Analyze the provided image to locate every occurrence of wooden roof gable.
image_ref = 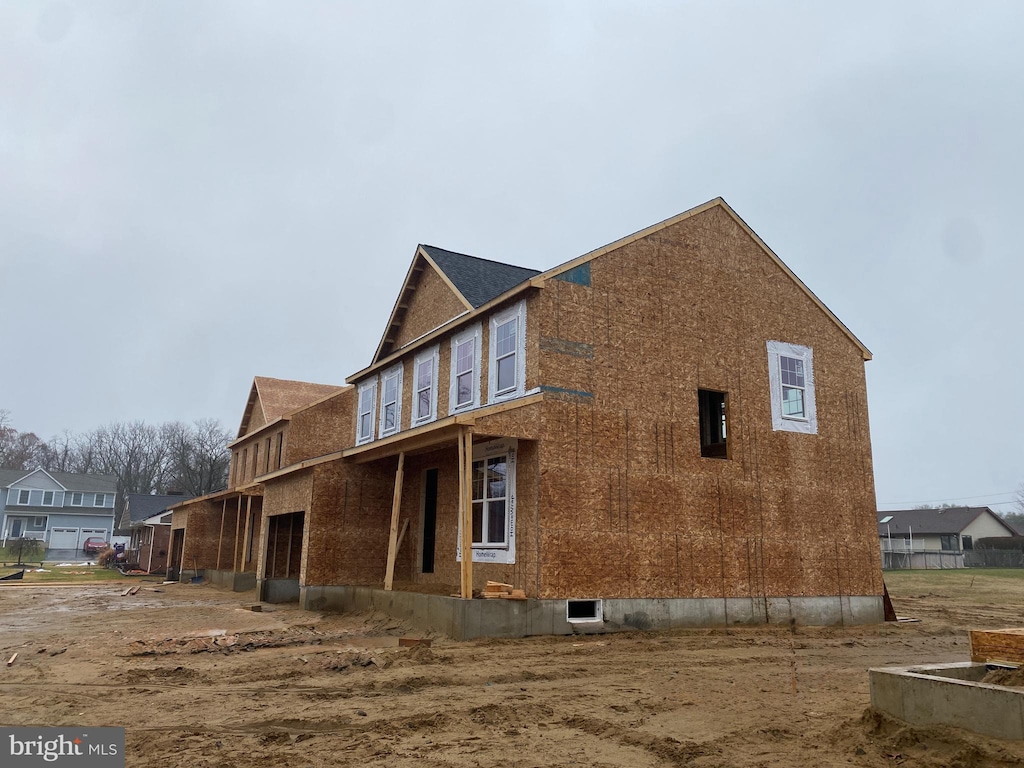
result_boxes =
[372,246,540,364]
[236,376,345,438]
[533,197,872,361]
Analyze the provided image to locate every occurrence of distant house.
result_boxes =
[119,494,191,573]
[878,507,1018,569]
[0,468,118,558]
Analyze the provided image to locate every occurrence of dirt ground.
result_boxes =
[3,572,1024,768]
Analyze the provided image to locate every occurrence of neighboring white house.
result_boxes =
[0,468,118,557]
[878,506,1018,569]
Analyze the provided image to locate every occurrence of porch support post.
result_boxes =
[384,452,406,591]
[235,496,246,572]
[216,499,226,570]
[241,499,253,570]
[460,427,474,599]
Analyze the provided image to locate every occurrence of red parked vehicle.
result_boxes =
[83,537,109,555]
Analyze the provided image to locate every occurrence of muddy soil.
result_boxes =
[3,574,1024,767]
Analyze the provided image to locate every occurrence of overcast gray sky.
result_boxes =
[2,1,1022,512]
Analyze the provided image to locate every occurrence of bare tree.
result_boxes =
[163,419,232,496]
[0,410,51,471]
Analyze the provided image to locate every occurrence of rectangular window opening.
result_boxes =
[356,380,377,444]
[379,366,402,437]
[94,493,107,507]
[698,389,728,459]
[567,599,603,623]
[17,489,30,505]
[962,535,973,551]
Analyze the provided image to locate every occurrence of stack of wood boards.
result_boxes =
[482,581,526,600]
[970,628,1024,665]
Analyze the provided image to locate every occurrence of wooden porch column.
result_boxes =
[460,427,474,599]
[234,496,246,572]
[216,499,226,570]
[383,452,405,591]
[241,500,253,569]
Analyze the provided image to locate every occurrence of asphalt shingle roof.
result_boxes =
[876,507,1017,536]
[0,468,117,493]
[420,245,541,309]
[122,494,193,526]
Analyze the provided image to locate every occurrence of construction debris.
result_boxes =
[482,582,526,600]
[6,653,17,667]
[398,637,433,648]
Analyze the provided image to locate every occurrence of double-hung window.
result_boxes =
[42,491,54,506]
[472,455,509,546]
[457,438,518,565]
[379,365,403,438]
[412,347,439,426]
[488,301,526,402]
[94,493,107,507]
[450,324,481,412]
[71,492,83,506]
[356,378,378,445]
[17,489,30,505]
[766,341,817,434]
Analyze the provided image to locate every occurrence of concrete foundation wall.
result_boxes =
[300,586,882,640]
[261,577,300,603]
[870,662,1024,741]
[206,568,257,592]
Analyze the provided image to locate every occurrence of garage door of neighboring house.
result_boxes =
[50,528,79,549]
[79,529,109,547]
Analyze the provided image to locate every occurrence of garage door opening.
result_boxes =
[262,511,304,603]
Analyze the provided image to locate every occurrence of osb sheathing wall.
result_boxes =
[302,461,396,586]
[172,500,222,571]
[532,205,881,601]
[391,262,468,349]
[285,388,355,465]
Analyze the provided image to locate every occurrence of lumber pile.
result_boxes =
[482,581,527,600]
[970,628,1024,665]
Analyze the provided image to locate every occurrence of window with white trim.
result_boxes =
[17,489,29,505]
[356,378,378,445]
[766,341,817,434]
[449,324,481,412]
[42,491,54,506]
[488,301,526,402]
[71,492,83,506]
[379,365,403,437]
[457,438,517,565]
[412,346,439,426]
[94,493,108,507]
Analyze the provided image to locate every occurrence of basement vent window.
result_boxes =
[566,599,603,623]
[698,389,728,459]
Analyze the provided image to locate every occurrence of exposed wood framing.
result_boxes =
[383,452,406,591]
[459,427,474,599]
[241,499,253,568]
[216,499,226,571]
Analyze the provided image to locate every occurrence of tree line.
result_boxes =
[0,410,232,497]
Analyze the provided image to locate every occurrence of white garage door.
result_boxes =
[50,528,79,549]
[79,528,108,546]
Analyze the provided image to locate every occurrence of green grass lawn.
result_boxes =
[0,564,129,583]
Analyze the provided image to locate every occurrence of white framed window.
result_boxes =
[456,438,517,565]
[412,346,439,426]
[17,489,30,505]
[767,341,817,434]
[33,516,45,527]
[449,323,482,413]
[356,378,378,445]
[42,491,54,506]
[378,364,403,438]
[488,300,527,402]
[94,493,108,507]
[71,492,83,506]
